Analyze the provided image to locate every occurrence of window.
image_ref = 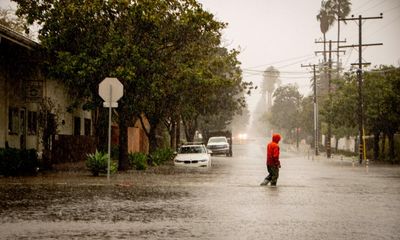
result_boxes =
[8,107,19,135]
[84,118,91,136]
[28,111,37,135]
[74,117,81,136]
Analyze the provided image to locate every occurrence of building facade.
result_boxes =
[0,24,92,153]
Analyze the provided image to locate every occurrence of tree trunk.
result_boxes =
[388,132,395,164]
[381,133,386,158]
[170,119,177,150]
[148,125,158,154]
[354,136,358,154]
[176,117,181,148]
[182,116,198,143]
[118,111,129,171]
[335,138,339,153]
[373,131,380,161]
[323,33,327,63]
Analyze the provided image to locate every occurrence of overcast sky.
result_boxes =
[197,0,400,113]
[2,0,400,112]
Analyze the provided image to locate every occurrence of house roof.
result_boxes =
[0,24,40,50]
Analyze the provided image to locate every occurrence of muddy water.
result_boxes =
[1,141,400,239]
[0,154,234,239]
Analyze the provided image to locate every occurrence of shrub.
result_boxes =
[0,148,38,176]
[128,152,148,170]
[149,148,174,166]
[85,150,117,176]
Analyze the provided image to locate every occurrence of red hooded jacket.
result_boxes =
[266,134,281,167]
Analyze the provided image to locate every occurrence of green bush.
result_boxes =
[128,152,148,170]
[85,150,117,176]
[0,148,38,176]
[149,148,174,166]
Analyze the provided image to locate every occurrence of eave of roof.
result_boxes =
[0,24,40,50]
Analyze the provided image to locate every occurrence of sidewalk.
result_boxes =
[285,143,366,165]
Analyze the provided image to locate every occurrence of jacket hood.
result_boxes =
[272,134,281,143]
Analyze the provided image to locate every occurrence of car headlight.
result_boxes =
[199,159,208,162]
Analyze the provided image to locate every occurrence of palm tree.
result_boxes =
[316,1,336,62]
[316,0,351,158]
[316,0,351,64]
[329,0,351,74]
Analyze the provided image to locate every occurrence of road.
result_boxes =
[1,139,400,239]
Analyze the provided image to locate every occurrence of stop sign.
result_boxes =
[98,77,123,104]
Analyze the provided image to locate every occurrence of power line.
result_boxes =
[242,70,311,77]
[357,0,387,14]
[367,13,400,36]
[383,2,400,14]
[277,55,320,69]
[242,73,310,79]
[245,54,315,69]
[352,0,377,13]
[344,47,354,67]
[242,69,310,74]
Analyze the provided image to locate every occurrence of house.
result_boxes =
[0,24,93,156]
[1,24,149,165]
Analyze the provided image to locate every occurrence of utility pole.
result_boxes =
[315,40,345,158]
[301,63,319,156]
[337,0,342,79]
[339,14,383,164]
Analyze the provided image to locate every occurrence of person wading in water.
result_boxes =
[260,133,281,187]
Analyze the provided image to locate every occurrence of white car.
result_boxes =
[206,136,231,156]
[174,144,212,167]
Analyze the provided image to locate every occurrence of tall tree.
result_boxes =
[328,67,400,162]
[137,0,242,152]
[328,0,351,75]
[180,47,251,142]
[316,0,350,62]
[266,84,303,142]
[316,1,335,63]
[364,66,400,162]
[298,96,315,146]
[14,0,144,170]
[13,0,252,168]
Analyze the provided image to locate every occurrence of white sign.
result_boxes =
[99,77,123,104]
[98,77,124,181]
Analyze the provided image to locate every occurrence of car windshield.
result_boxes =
[179,146,206,154]
[208,137,227,143]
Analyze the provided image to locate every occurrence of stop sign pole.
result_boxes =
[106,85,112,180]
[99,78,123,181]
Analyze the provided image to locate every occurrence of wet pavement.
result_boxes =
[1,139,400,239]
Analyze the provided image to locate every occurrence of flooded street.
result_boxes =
[1,139,400,239]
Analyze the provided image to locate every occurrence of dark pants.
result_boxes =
[265,165,279,185]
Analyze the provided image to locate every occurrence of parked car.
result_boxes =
[174,143,212,167]
[206,136,231,156]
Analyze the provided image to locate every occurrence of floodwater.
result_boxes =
[1,139,400,239]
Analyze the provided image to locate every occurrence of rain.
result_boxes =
[1,0,400,239]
